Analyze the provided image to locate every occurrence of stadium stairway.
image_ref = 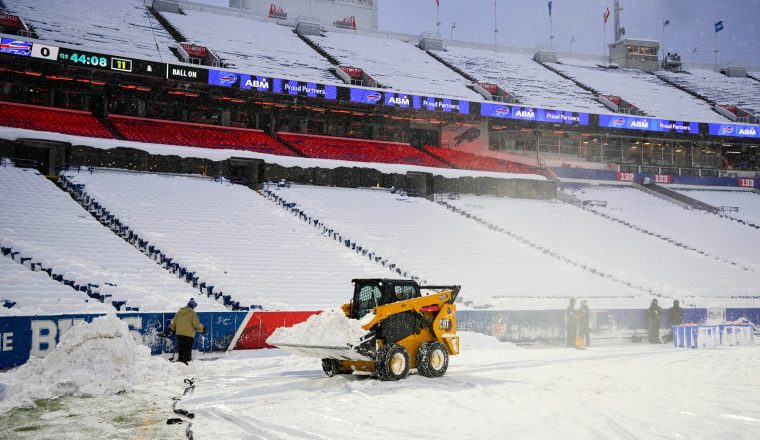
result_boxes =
[435,199,662,297]
[58,171,248,311]
[565,188,758,271]
[261,186,426,284]
[637,183,718,212]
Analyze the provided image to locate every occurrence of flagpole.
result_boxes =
[493,0,498,52]
[436,2,441,38]
[714,31,718,71]
[550,15,554,49]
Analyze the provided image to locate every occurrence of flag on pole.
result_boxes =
[435,0,439,6]
[603,7,611,24]
[663,19,670,26]
[715,20,724,33]
[548,1,552,17]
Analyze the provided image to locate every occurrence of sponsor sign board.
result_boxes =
[708,123,760,138]
[350,88,470,114]
[272,78,337,100]
[599,114,698,134]
[481,103,589,126]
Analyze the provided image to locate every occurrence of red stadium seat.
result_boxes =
[109,115,295,156]
[0,101,113,138]
[278,132,445,167]
[422,145,540,175]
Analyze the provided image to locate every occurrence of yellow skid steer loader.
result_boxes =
[275,279,460,381]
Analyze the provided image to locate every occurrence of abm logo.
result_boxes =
[610,117,626,128]
[738,127,757,136]
[388,96,410,106]
[720,126,735,136]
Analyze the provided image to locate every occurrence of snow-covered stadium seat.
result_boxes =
[0,102,113,139]
[551,61,730,122]
[160,10,335,83]
[422,145,540,175]
[61,169,395,310]
[270,185,649,310]
[447,193,760,308]
[436,46,607,112]
[109,115,295,155]
[672,187,760,226]
[0,253,113,316]
[657,69,760,117]
[278,132,445,167]
[308,30,482,100]
[0,164,223,312]
[3,0,177,62]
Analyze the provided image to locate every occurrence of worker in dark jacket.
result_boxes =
[665,300,684,342]
[171,298,205,364]
[566,298,577,347]
[578,300,590,347]
[646,299,663,343]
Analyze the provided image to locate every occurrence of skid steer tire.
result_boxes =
[322,359,349,377]
[376,343,410,381]
[416,341,449,378]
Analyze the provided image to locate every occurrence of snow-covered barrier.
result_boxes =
[0,312,248,369]
[673,324,754,349]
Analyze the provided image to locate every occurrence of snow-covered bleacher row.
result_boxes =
[657,69,760,117]
[446,193,760,307]
[435,46,607,113]
[306,30,482,100]
[0,252,112,316]
[550,62,729,122]
[564,184,760,274]
[62,168,394,311]
[3,0,177,62]
[269,185,649,310]
[671,187,760,226]
[0,163,223,314]
[162,9,336,84]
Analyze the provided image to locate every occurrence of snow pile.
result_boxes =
[267,308,369,347]
[0,314,171,410]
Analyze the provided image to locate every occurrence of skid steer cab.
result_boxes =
[326,279,461,381]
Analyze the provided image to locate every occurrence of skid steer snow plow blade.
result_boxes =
[275,334,376,361]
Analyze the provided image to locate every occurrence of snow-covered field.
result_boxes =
[2,321,758,440]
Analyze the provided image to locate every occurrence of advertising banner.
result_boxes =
[481,103,589,126]
[273,78,337,100]
[350,88,470,114]
[599,114,698,134]
[708,123,760,138]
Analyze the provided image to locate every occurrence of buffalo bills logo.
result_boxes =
[365,92,382,103]
[610,117,626,128]
[495,107,510,116]
[720,126,735,135]
[218,73,238,86]
[0,40,31,55]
